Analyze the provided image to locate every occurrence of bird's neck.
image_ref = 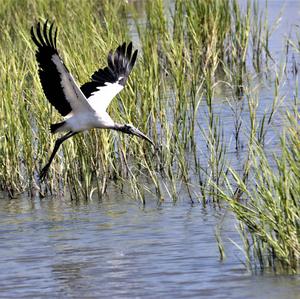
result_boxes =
[112,123,127,133]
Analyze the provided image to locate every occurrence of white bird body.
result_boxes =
[51,53,121,131]
[59,111,115,133]
[31,20,153,180]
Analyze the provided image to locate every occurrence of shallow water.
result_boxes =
[1,0,300,298]
[0,195,299,299]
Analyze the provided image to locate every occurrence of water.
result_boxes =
[1,1,300,298]
[0,195,299,299]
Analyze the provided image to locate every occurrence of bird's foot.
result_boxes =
[154,143,163,153]
[39,164,50,182]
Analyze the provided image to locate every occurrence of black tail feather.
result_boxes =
[50,121,65,133]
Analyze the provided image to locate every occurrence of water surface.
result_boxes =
[0,195,299,299]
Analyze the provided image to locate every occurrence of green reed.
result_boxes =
[0,0,270,198]
[218,107,300,272]
[0,0,271,201]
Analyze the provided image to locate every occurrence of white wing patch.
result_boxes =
[86,80,124,113]
[51,54,94,115]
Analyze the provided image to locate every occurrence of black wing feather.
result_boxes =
[31,20,72,116]
[80,42,138,98]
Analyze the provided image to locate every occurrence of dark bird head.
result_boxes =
[116,124,154,146]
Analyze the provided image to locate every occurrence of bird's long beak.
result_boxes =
[132,127,155,146]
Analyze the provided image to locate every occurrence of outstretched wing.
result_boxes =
[31,20,94,117]
[80,42,138,113]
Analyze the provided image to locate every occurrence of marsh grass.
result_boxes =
[0,0,299,272]
[0,0,270,199]
[218,107,300,272]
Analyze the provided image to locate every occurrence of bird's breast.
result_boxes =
[66,111,114,132]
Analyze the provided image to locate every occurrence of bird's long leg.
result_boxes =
[39,131,77,181]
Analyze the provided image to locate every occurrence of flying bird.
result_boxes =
[31,20,154,181]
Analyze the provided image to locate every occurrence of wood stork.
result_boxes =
[31,20,154,181]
